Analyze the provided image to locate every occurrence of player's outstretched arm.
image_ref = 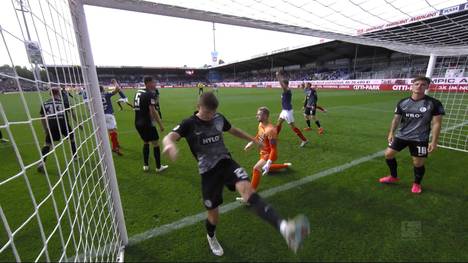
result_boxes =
[244,141,255,151]
[276,71,289,91]
[387,114,401,143]
[149,105,164,132]
[110,84,121,95]
[162,132,180,161]
[228,127,258,144]
[429,115,442,153]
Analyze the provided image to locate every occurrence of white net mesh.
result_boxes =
[429,55,468,152]
[85,0,468,56]
[0,0,125,261]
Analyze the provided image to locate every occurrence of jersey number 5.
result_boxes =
[134,92,142,108]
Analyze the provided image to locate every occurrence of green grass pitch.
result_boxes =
[0,88,467,262]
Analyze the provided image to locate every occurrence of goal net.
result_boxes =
[427,55,467,152]
[0,0,127,262]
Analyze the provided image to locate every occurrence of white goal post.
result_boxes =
[0,0,127,261]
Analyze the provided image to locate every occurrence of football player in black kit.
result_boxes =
[134,76,168,173]
[37,88,77,173]
[162,92,310,256]
[379,76,445,194]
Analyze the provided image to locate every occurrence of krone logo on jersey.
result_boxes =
[405,113,422,118]
[419,106,427,113]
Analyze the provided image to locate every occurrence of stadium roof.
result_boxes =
[84,0,468,56]
[212,41,395,73]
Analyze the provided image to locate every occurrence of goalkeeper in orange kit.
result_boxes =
[244,106,292,190]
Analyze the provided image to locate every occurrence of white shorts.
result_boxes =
[279,109,295,124]
[117,97,128,103]
[105,114,117,130]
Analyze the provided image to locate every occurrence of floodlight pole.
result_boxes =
[425,54,437,78]
[68,0,128,248]
[425,53,437,94]
[212,22,216,52]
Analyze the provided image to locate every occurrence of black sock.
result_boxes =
[70,141,77,156]
[205,219,216,238]
[247,193,283,231]
[154,146,161,169]
[386,158,398,178]
[306,120,311,128]
[143,144,149,166]
[0,130,3,139]
[414,165,425,184]
[315,120,321,128]
[41,145,50,161]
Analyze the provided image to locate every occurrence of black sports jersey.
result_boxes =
[61,90,71,109]
[40,98,66,122]
[134,89,157,126]
[303,87,311,107]
[306,89,318,107]
[173,112,232,174]
[155,88,161,114]
[394,95,445,142]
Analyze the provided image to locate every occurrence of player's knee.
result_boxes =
[236,180,254,197]
[151,140,159,147]
[207,209,219,224]
[384,149,396,159]
[412,158,425,167]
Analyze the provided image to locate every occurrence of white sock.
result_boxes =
[280,220,287,236]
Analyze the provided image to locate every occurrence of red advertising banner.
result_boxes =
[216,78,468,92]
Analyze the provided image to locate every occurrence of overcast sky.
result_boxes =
[84,5,318,68]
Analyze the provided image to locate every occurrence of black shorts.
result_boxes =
[45,119,73,144]
[389,137,429,157]
[304,106,316,116]
[135,124,159,142]
[200,159,249,210]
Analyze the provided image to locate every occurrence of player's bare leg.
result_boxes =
[276,118,285,134]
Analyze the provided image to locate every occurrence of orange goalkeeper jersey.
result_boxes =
[256,123,278,161]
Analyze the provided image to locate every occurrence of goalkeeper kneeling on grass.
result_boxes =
[243,106,291,191]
